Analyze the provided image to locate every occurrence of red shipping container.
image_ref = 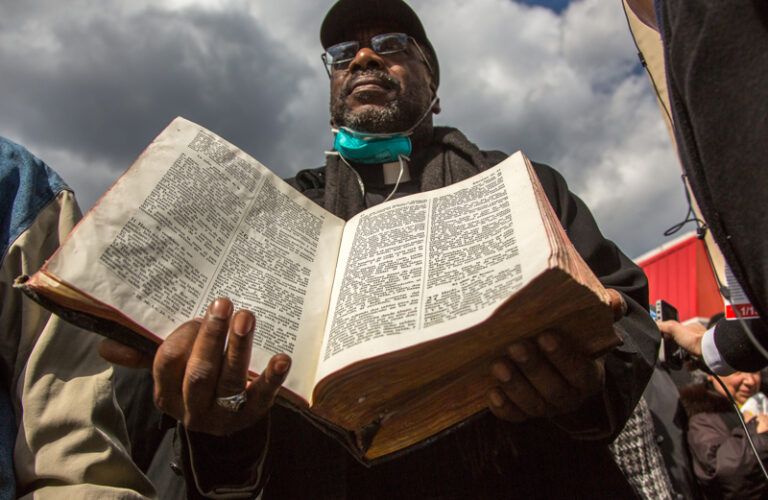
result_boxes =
[636,232,722,322]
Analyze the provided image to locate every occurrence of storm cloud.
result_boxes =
[0,0,688,258]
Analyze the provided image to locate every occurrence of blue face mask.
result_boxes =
[332,128,412,164]
[330,95,439,164]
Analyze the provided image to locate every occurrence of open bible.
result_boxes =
[18,117,620,462]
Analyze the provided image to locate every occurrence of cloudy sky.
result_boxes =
[0,0,688,259]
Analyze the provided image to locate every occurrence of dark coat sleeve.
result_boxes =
[533,162,660,440]
[179,419,269,500]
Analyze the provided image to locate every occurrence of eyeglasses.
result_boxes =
[321,32,433,77]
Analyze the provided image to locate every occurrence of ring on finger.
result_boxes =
[215,390,247,412]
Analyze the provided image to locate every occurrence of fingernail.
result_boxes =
[210,298,232,320]
[274,359,291,375]
[492,362,512,383]
[490,390,505,408]
[233,311,254,337]
[538,333,559,353]
[508,343,528,363]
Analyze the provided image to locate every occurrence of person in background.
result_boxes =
[0,136,155,498]
[625,0,768,373]
[680,369,768,499]
[642,314,733,500]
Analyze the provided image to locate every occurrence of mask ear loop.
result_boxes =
[382,154,408,203]
[401,94,439,136]
[325,150,366,199]
[324,151,408,206]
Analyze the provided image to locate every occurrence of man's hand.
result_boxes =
[658,319,706,357]
[100,297,291,436]
[152,298,290,436]
[487,331,604,422]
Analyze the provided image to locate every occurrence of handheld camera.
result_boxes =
[655,300,689,369]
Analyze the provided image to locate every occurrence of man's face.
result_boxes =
[329,26,435,133]
[711,371,761,405]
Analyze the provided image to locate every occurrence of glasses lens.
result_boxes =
[372,33,409,55]
[325,41,359,68]
[322,33,413,76]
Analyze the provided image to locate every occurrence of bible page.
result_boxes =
[313,152,551,386]
[47,117,344,402]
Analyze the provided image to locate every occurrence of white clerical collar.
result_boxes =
[382,160,411,185]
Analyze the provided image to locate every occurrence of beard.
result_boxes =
[330,70,428,133]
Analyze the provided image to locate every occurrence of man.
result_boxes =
[625,0,768,374]
[102,1,658,497]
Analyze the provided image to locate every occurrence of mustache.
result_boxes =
[343,71,401,96]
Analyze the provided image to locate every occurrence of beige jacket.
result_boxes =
[2,188,155,499]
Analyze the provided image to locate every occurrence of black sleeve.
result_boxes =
[534,162,660,440]
[179,418,269,499]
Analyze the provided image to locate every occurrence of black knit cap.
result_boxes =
[320,0,440,88]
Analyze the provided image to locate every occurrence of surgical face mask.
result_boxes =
[332,128,412,164]
[330,95,438,164]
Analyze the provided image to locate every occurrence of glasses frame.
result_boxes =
[321,32,433,78]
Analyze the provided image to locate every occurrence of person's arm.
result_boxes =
[1,137,155,498]
[15,311,156,498]
[687,412,768,496]
[488,164,659,440]
[113,299,290,499]
[657,319,705,357]
[659,318,768,375]
[178,419,270,499]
